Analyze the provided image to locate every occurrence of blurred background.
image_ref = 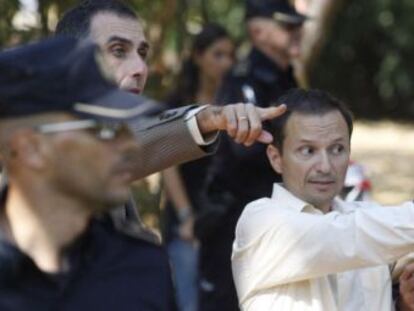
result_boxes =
[1,0,414,225]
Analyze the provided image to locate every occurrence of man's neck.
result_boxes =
[3,184,93,273]
[318,203,332,214]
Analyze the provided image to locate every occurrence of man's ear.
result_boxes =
[9,130,49,170]
[266,144,283,174]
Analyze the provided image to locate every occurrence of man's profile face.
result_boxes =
[89,12,149,94]
[44,115,139,210]
[268,111,350,211]
[267,20,302,60]
[249,18,302,64]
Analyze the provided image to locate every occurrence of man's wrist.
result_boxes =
[196,106,220,134]
[185,105,219,145]
[177,207,192,223]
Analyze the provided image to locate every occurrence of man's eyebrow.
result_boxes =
[298,137,346,143]
[106,36,150,50]
[106,35,133,45]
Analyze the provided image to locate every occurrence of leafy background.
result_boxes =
[2,0,413,118]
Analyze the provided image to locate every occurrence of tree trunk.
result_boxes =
[37,0,49,36]
[295,0,347,87]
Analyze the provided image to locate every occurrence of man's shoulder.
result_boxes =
[243,197,274,214]
[222,58,252,86]
[236,197,288,233]
[95,221,168,268]
[234,196,297,250]
[333,198,385,213]
[241,195,295,218]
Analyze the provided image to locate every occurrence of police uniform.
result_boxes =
[0,37,177,311]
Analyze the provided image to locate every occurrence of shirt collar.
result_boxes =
[331,197,354,213]
[271,183,311,213]
[270,183,346,215]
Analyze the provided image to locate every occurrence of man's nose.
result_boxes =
[130,55,147,78]
[316,151,332,174]
[112,133,139,159]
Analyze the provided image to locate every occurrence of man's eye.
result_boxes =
[110,45,127,58]
[214,51,224,59]
[331,144,345,155]
[138,48,148,60]
[299,146,313,156]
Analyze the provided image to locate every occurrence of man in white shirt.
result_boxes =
[232,88,414,311]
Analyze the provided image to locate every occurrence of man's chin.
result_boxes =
[307,194,336,209]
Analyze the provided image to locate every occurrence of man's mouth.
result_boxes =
[309,180,335,184]
[308,179,336,190]
[113,169,133,183]
[127,88,141,95]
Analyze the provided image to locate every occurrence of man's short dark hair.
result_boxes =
[270,88,353,152]
[56,0,137,39]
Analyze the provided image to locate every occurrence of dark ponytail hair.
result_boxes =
[167,23,231,106]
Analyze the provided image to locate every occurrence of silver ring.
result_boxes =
[238,116,248,121]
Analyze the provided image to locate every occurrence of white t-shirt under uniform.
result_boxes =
[232,184,414,311]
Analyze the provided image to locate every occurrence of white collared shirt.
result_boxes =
[232,184,414,311]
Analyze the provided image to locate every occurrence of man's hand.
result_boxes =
[197,103,286,146]
[399,263,414,310]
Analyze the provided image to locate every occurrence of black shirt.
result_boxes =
[0,216,176,311]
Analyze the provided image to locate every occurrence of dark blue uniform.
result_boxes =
[0,214,176,311]
[196,48,297,311]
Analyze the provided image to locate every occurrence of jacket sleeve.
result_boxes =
[128,106,218,181]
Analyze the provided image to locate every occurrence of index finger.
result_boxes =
[257,104,287,121]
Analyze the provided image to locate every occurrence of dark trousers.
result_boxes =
[198,213,240,311]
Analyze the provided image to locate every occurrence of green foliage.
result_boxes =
[128,0,245,100]
[0,0,245,95]
[312,0,414,119]
[4,0,413,119]
[0,0,20,46]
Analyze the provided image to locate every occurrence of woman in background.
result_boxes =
[162,23,235,311]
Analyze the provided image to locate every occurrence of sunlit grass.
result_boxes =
[352,121,414,204]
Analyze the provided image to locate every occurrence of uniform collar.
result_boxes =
[248,48,293,85]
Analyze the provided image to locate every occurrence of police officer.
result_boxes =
[196,1,307,310]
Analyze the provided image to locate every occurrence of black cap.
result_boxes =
[0,36,160,121]
[245,0,307,25]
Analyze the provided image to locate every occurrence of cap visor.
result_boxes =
[273,11,308,25]
[73,90,164,122]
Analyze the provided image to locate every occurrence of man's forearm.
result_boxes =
[129,116,215,181]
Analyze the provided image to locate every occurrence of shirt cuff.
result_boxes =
[185,105,219,146]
